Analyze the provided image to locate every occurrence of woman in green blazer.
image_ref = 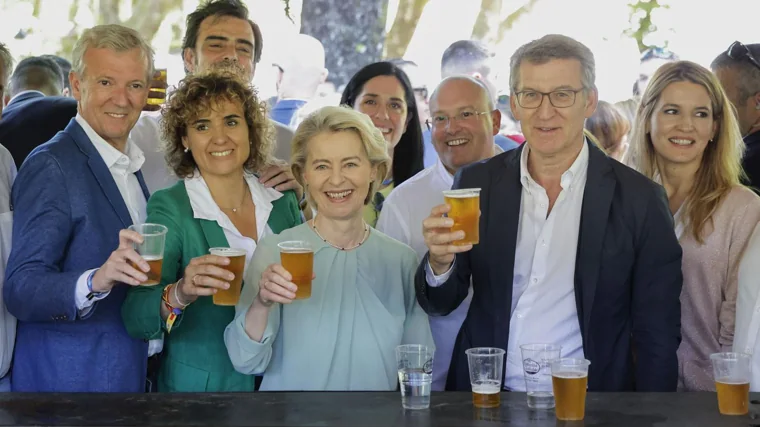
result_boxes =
[121,70,302,392]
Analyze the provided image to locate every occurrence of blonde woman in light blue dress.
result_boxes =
[224,106,433,390]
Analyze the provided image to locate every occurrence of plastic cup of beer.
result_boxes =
[127,223,167,286]
[278,241,314,300]
[208,247,246,306]
[443,188,480,246]
[711,352,751,415]
[146,68,167,107]
[551,358,590,421]
[520,344,562,409]
[465,347,505,408]
[395,344,433,410]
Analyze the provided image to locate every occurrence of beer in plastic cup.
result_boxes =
[128,223,167,286]
[209,247,246,306]
[711,352,751,415]
[466,347,505,408]
[551,358,590,421]
[443,188,480,246]
[278,241,314,300]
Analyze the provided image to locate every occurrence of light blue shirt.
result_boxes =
[224,223,434,390]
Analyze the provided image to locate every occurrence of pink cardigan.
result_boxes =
[677,186,760,391]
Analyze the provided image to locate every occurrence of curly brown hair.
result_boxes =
[161,68,274,178]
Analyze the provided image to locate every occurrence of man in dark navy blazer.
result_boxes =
[415,35,683,392]
[0,56,77,168]
[4,24,156,392]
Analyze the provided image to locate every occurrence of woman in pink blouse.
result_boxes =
[628,61,760,391]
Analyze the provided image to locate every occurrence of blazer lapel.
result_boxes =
[69,120,133,228]
[575,142,616,336]
[487,147,523,347]
[199,219,230,250]
[267,191,298,234]
[135,170,151,201]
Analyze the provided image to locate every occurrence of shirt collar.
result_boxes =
[520,138,590,191]
[75,113,144,173]
[8,90,45,105]
[185,171,284,223]
[434,158,454,188]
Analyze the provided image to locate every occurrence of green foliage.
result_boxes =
[625,0,666,52]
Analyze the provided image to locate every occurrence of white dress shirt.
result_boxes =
[71,114,164,356]
[0,144,17,381]
[427,141,589,390]
[130,112,179,193]
[377,159,473,391]
[184,172,283,277]
[734,222,760,390]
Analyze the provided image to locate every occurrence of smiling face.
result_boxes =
[71,47,149,150]
[182,98,250,179]
[511,58,597,160]
[352,75,408,149]
[429,78,499,174]
[302,130,378,221]
[184,15,256,82]
[648,80,716,169]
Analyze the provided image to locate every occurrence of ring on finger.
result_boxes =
[191,274,201,286]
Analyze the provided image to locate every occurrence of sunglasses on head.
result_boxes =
[727,41,760,72]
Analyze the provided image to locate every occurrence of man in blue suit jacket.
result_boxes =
[4,25,157,392]
[416,35,682,392]
[0,56,77,169]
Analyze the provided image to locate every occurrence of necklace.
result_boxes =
[311,214,370,251]
[219,184,249,213]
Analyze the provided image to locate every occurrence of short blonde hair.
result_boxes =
[71,24,154,81]
[291,106,391,208]
[628,60,746,244]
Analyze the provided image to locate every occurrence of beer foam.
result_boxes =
[472,383,501,394]
[210,248,247,257]
[443,188,481,198]
[552,371,587,379]
[141,255,163,261]
[716,378,750,385]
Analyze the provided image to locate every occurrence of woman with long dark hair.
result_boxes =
[340,62,424,226]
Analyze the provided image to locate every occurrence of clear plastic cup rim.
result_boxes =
[209,247,247,257]
[520,343,563,352]
[710,352,752,362]
[465,347,506,356]
[128,223,168,237]
[278,240,313,252]
[396,344,432,354]
[443,188,481,198]
[550,358,591,368]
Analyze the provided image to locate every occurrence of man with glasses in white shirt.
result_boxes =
[415,34,683,392]
[377,76,504,391]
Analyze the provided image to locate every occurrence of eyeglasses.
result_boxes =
[727,41,760,72]
[513,88,585,109]
[425,110,490,131]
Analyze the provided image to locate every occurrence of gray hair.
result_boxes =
[71,24,154,81]
[430,75,495,111]
[711,43,760,102]
[509,34,596,92]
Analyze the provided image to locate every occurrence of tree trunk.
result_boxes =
[123,0,183,43]
[98,0,120,25]
[471,0,501,44]
[301,0,389,90]
[496,0,540,44]
[383,0,429,59]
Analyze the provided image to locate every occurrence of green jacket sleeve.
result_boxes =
[121,188,185,339]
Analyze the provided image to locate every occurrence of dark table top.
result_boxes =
[0,392,758,426]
